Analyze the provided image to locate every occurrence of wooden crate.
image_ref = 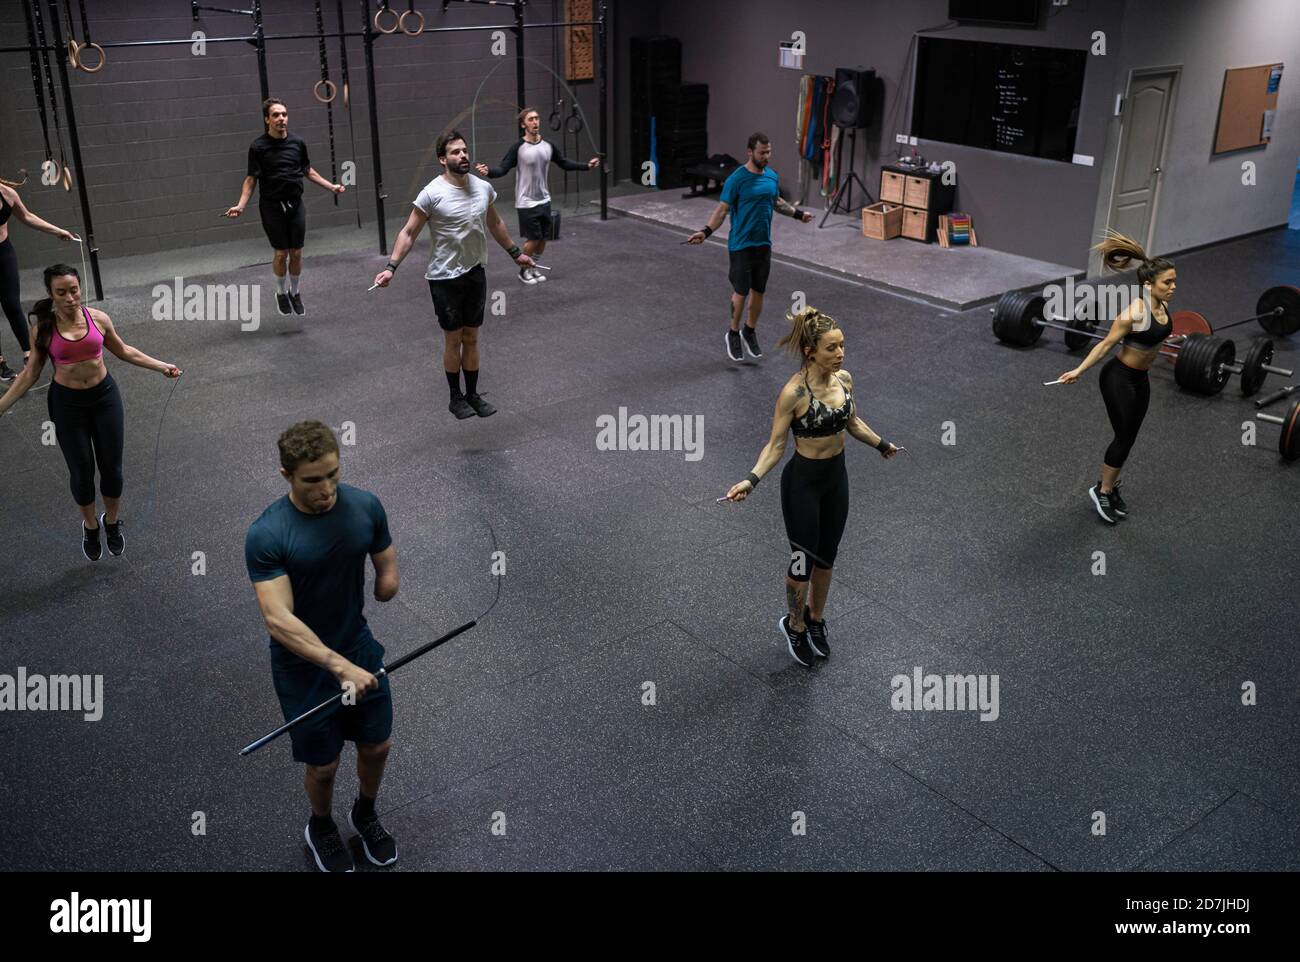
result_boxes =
[565,0,594,82]
[901,206,931,241]
[862,202,904,240]
[903,175,932,208]
[879,169,906,204]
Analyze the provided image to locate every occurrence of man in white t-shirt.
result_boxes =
[373,130,534,420]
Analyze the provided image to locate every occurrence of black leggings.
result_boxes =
[0,239,30,355]
[1099,356,1150,469]
[780,450,849,582]
[47,373,125,506]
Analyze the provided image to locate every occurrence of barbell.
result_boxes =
[1251,398,1300,462]
[991,291,1293,396]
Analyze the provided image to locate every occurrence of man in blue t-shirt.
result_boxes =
[245,420,401,872]
[688,132,814,362]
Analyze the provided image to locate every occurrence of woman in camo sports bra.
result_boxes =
[725,307,900,668]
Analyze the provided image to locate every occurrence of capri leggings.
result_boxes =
[0,239,31,355]
[780,450,849,582]
[47,373,125,505]
[1099,356,1150,469]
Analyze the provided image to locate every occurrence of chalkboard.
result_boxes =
[913,37,1088,161]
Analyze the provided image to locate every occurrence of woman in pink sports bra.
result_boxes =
[0,264,181,561]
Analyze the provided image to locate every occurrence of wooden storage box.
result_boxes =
[902,206,936,242]
[903,175,933,208]
[862,202,904,240]
[879,169,906,204]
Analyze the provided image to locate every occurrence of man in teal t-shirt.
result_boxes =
[688,132,814,362]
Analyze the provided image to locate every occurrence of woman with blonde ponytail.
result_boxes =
[1059,229,1177,523]
[723,306,900,667]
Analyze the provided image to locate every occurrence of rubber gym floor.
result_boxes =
[1,213,1297,871]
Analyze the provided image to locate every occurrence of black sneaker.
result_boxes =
[465,393,496,417]
[804,606,829,658]
[779,615,815,667]
[726,330,744,362]
[275,292,292,315]
[99,512,125,557]
[1088,484,1120,524]
[290,292,305,316]
[304,818,354,873]
[741,325,763,359]
[448,392,476,420]
[1108,483,1128,517]
[0,360,16,382]
[348,801,398,866]
[82,522,103,561]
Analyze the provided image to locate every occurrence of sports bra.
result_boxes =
[1123,301,1172,349]
[0,191,11,227]
[48,306,105,366]
[791,370,853,438]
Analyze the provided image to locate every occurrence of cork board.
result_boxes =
[1213,63,1283,154]
[565,0,594,82]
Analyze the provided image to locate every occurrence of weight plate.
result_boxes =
[1166,311,1213,365]
[992,290,1044,346]
[1207,338,1236,394]
[1174,333,1208,391]
[1255,285,1300,338]
[1281,398,1300,462]
[1239,337,1274,397]
[1064,317,1097,350]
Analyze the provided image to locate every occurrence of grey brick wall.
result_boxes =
[1,0,607,264]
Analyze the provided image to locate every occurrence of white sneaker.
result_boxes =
[517,268,539,285]
[529,267,547,283]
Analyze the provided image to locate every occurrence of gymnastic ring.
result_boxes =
[374,6,400,33]
[565,112,584,135]
[549,108,563,131]
[342,81,350,109]
[399,9,424,36]
[313,79,337,104]
[62,165,73,192]
[75,42,106,74]
[67,38,79,68]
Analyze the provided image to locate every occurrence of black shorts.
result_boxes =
[427,265,487,332]
[271,634,393,766]
[728,245,772,295]
[258,194,307,250]
[517,202,552,241]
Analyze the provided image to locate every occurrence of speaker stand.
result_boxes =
[819,126,875,228]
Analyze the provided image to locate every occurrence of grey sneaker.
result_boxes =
[1089,484,1120,524]
[465,393,496,418]
[518,267,539,285]
[449,393,476,420]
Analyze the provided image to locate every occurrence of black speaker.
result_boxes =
[831,66,876,128]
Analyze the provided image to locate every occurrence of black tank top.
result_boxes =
[791,371,853,438]
[1123,301,1171,348]
[0,191,11,227]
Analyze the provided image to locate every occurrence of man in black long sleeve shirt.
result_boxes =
[475,107,599,284]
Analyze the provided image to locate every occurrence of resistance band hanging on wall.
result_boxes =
[336,0,362,227]
[22,0,59,187]
[312,0,340,208]
[31,0,73,191]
